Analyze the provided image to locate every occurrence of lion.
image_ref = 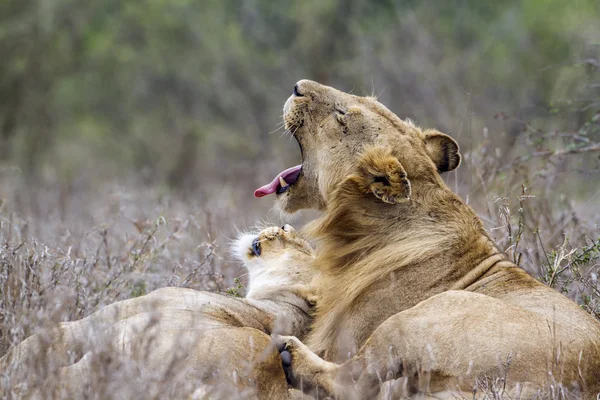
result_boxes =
[1,225,317,399]
[253,80,600,397]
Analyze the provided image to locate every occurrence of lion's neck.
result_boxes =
[309,184,500,281]
[306,186,507,359]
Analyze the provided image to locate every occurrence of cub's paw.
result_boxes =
[355,146,411,204]
[288,284,318,308]
[272,334,334,390]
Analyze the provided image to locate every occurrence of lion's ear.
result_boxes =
[423,130,461,173]
[355,146,411,204]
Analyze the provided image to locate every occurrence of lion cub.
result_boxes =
[236,224,316,301]
[230,223,318,336]
[1,225,317,399]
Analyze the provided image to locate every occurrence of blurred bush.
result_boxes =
[0,0,598,188]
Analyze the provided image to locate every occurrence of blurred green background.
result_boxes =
[1,0,598,192]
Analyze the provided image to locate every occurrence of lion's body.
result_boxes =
[1,226,316,399]
[301,167,600,396]
[271,80,600,397]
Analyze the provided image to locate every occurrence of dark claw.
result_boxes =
[273,336,298,385]
[280,350,292,367]
[275,339,286,353]
[280,350,297,385]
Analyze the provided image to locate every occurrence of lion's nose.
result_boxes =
[293,83,304,97]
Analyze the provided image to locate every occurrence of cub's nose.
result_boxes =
[293,83,304,97]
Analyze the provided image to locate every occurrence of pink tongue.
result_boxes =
[254,165,302,198]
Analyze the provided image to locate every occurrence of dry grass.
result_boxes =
[461,119,600,321]
[0,177,267,398]
[1,120,599,398]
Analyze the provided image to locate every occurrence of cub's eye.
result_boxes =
[334,107,346,115]
[251,237,261,256]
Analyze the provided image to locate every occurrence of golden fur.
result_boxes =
[1,226,316,399]
[271,80,600,397]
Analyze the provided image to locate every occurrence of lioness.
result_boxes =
[254,80,600,397]
[1,225,316,399]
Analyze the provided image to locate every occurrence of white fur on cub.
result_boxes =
[233,224,315,300]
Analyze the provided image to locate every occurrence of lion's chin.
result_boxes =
[274,177,326,216]
[274,193,302,216]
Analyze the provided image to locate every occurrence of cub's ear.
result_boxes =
[423,130,461,173]
[355,146,411,204]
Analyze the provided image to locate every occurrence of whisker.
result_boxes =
[268,126,284,135]
[278,130,289,139]
[268,123,286,135]
[370,76,376,98]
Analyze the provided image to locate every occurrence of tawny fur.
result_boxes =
[274,80,600,398]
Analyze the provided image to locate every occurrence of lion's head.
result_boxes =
[233,225,315,299]
[254,80,461,213]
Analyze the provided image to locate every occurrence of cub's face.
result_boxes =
[253,80,460,214]
[233,225,315,294]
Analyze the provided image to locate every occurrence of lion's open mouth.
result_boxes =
[254,91,305,199]
[254,165,302,198]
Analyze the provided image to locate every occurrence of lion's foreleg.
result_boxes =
[274,334,390,399]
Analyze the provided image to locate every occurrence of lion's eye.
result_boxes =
[334,108,347,127]
[251,238,261,256]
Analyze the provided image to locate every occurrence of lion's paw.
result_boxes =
[272,334,334,390]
